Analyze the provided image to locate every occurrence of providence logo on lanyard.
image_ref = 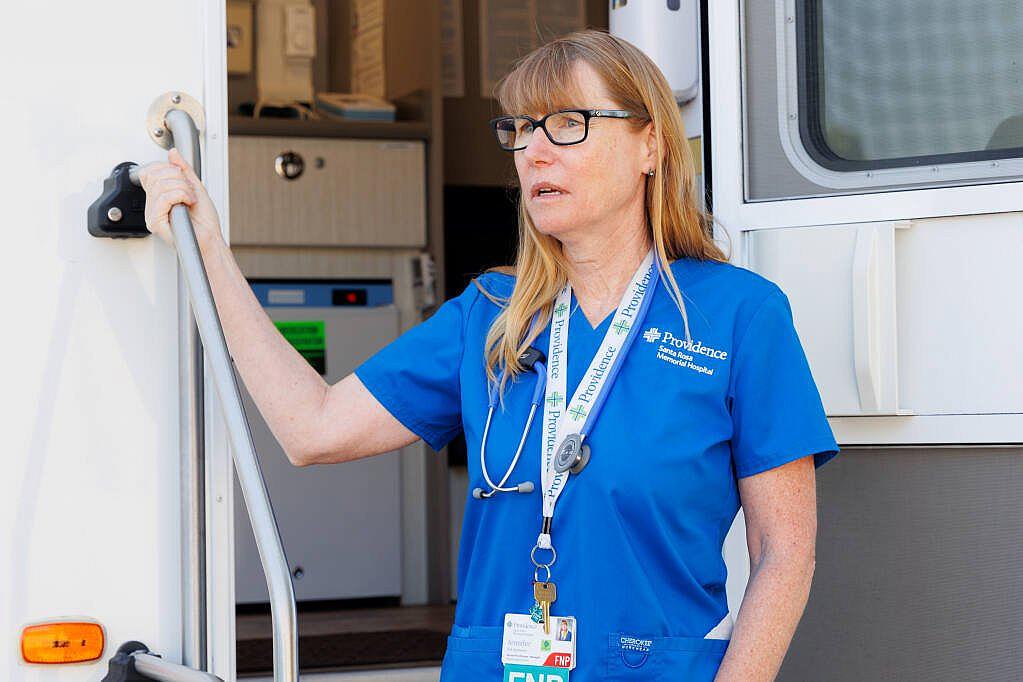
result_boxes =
[501,249,660,680]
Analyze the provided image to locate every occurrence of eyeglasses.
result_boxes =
[488,109,636,151]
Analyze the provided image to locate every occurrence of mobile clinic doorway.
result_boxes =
[218,0,452,678]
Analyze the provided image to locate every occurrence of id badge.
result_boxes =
[501,613,577,675]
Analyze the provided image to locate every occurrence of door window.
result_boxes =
[801,0,1023,170]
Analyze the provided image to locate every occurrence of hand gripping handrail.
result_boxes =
[129,103,298,681]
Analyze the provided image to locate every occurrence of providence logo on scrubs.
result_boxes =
[642,327,728,376]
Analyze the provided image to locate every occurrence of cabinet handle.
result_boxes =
[852,224,881,412]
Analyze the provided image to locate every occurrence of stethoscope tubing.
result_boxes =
[476,361,547,498]
[473,257,663,501]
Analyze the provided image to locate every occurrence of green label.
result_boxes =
[275,320,326,375]
[503,664,569,682]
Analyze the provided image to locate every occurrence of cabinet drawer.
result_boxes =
[228,135,426,247]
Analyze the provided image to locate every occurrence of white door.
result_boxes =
[710,0,1023,444]
[709,2,1023,679]
[0,2,232,680]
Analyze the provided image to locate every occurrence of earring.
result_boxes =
[645,169,655,177]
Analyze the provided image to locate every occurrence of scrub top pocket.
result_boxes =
[605,632,729,681]
[440,625,505,681]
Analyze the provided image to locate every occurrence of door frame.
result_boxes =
[199,1,236,678]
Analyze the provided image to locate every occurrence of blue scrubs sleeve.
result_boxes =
[354,282,481,452]
[728,289,839,478]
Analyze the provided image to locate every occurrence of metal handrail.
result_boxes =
[133,653,225,682]
[178,119,206,678]
[130,107,299,681]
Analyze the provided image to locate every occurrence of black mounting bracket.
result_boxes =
[100,640,156,681]
[87,162,150,239]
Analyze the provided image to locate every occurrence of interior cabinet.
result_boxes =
[228,134,427,247]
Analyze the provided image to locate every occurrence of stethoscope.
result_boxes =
[473,346,554,499]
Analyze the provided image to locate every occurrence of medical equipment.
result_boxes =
[552,433,591,474]
[235,279,404,604]
[473,347,552,499]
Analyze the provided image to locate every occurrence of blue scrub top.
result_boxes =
[355,257,839,681]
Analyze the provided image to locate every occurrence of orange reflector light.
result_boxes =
[21,621,104,664]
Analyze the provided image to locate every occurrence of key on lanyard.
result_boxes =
[533,581,557,635]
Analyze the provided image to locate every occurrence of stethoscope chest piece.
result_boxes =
[553,433,591,475]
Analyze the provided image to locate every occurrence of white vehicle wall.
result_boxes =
[708,1,1023,679]
[2,2,234,680]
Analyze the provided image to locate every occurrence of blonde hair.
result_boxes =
[478,28,727,395]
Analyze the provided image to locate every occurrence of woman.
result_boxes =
[140,28,837,682]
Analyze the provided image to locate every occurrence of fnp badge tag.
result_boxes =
[502,613,576,671]
[503,664,569,682]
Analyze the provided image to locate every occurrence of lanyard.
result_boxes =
[535,249,659,551]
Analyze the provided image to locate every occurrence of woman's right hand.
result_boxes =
[136,147,221,246]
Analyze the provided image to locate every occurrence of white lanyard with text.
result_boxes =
[535,248,659,554]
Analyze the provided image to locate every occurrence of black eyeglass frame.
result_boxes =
[488,108,637,151]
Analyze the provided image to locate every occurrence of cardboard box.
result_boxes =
[346,0,433,101]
